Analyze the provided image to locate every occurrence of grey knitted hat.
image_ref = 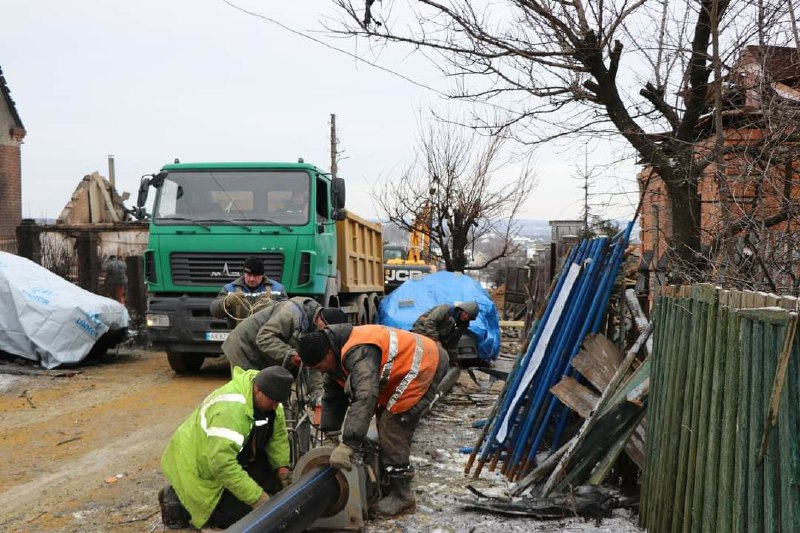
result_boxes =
[254,366,293,402]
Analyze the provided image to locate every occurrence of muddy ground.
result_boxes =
[0,347,640,532]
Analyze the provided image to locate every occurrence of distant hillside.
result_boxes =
[376,218,639,245]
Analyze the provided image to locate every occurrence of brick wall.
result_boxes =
[0,143,21,234]
[639,126,800,291]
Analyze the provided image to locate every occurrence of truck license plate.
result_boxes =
[205,331,229,341]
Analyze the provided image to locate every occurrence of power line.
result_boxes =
[221,0,451,98]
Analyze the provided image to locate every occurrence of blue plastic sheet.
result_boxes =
[378,271,500,360]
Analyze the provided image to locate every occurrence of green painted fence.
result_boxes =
[642,285,799,533]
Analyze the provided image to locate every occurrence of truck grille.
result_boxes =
[170,253,284,286]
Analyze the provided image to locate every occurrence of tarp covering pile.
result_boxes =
[0,252,129,369]
[378,270,501,361]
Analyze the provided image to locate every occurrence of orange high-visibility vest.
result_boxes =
[340,325,441,414]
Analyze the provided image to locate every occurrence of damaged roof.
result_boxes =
[0,65,25,130]
[741,45,800,86]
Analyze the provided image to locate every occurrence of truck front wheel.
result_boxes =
[166,351,205,374]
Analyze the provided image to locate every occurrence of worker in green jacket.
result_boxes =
[158,366,293,529]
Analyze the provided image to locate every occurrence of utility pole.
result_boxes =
[330,114,338,178]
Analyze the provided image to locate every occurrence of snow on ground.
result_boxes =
[365,367,642,533]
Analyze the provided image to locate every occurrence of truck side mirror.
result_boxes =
[331,177,346,210]
[137,177,151,208]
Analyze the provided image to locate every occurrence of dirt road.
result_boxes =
[0,349,640,532]
[0,349,229,532]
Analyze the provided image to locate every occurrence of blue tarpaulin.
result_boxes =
[378,271,501,360]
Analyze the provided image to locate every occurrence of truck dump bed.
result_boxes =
[336,211,384,294]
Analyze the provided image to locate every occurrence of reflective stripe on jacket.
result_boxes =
[340,325,440,414]
[160,367,289,528]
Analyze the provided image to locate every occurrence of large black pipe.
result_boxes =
[225,465,341,533]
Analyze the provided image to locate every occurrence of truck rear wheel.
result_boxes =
[167,351,205,374]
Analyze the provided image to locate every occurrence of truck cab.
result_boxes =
[138,161,353,372]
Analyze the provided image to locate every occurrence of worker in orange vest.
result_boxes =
[298,324,448,517]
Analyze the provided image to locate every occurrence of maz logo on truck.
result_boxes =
[210,262,240,277]
[385,269,426,282]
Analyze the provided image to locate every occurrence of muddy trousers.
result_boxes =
[162,454,280,529]
[377,346,448,467]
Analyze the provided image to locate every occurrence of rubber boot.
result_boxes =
[158,485,191,529]
[370,474,416,517]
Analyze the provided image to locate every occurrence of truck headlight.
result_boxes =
[146,313,171,328]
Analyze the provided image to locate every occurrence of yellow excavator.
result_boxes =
[383,203,437,293]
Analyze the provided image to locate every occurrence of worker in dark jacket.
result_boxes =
[411,300,479,365]
[210,256,288,328]
[222,297,347,402]
[159,366,294,530]
[299,324,448,517]
[103,255,128,305]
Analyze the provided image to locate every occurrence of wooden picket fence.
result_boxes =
[642,284,800,532]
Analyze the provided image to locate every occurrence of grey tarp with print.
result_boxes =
[0,252,129,368]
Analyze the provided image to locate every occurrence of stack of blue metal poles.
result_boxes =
[466,222,633,481]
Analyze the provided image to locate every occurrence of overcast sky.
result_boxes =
[2,0,639,223]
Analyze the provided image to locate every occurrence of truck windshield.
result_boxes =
[153,170,311,226]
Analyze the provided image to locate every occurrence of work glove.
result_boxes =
[223,292,241,311]
[329,442,354,471]
[278,469,292,489]
[251,295,272,313]
[253,492,270,508]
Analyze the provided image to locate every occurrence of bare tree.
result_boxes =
[331,0,800,284]
[375,119,536,272]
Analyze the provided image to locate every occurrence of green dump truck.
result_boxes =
[136,161,383,373]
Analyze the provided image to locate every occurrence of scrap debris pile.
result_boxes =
[461,222,651,518]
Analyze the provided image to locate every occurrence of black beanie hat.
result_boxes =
[299,330,332,367]
[254,366,293,403]
[320,307,348,325]
[242,256,265,276]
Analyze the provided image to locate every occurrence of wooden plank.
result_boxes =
[779,340,800,531]
[510,437,573,496]
[541,329,651,496]
[587,409,646,485]
[689,298,717,533]
[676,296,706,533]
[550,377,599,419]
[624,421,646,468]
[658,294,683,530]
[716,310,741,533]
[702,304,728,533]
[554,390,647,491]
[746,320,765,532]
[625,288,653,355]
[760,314,798,457]
[733,316,752,533]
[571,333,623,392]
[626,377,649,403]
[779,295,797,312]
[641,299,667,527]
[762,322,780,533]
